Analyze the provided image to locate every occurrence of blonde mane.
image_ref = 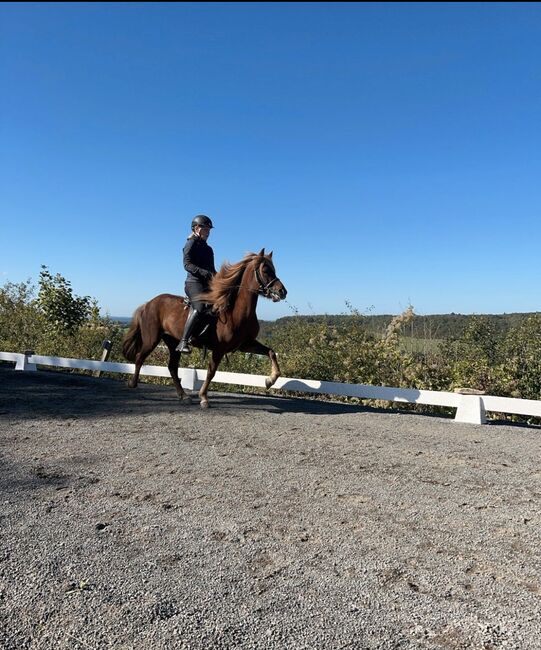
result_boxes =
[203,253,262,313]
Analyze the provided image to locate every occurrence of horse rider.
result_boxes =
[175,214,217,354]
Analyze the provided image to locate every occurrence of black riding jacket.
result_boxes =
[183,235,216,296]
[183,237,216,283]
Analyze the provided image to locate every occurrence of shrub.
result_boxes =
[0,269,123,361]
[0,280,43,352]
[440,316,505,394]
[498,315,541,400]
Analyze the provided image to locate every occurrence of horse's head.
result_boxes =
[253,249,287,302]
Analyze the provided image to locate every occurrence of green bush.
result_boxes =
[0,279,43,352]
[498,315,541,400]
[440,316,506,394]
[0,268,123,361]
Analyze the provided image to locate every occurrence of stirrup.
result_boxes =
[175,340,191,354]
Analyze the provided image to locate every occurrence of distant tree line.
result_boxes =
[258,312,539,342]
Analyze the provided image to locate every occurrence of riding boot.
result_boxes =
[175,309,203,354]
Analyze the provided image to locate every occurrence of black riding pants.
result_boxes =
[185,280,210,313]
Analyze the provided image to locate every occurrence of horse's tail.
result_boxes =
[122,305,144,362]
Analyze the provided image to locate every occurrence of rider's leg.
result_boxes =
[175,308,205,354]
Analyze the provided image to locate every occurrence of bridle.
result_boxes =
[255,262,280,298]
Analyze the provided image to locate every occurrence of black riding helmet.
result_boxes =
[191,214,214,230]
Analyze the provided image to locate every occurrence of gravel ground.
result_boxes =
[1,365,541,649]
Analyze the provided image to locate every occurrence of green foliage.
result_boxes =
[37,266,92,335]
[260,311,539,341]
[258,315,410,388]
[498,315,541,400]
[441,316,505,393]
[0,280,43,351]
[0,268,123,360]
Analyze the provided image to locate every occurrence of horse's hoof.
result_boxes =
[200,400,210,409]
[180,394,192,405]
[265,377,274,389]
[127,380,137,389]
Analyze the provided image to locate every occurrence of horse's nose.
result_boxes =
[280,286,287,299]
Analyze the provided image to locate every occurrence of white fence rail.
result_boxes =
[2,350,541,425]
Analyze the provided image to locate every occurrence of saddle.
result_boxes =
[182,298,217,347]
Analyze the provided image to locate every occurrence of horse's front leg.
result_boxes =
[239,340,281,389]
[199,350,224,409]
[162,335,192,404]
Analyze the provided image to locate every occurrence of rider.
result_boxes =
[175,214,217,354]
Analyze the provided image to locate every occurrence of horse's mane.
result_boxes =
[203,253,261,313]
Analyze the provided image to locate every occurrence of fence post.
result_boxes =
[181,367,200,391]
[15,350,37,372]
[93,340,112,378]
[454,388,486,424]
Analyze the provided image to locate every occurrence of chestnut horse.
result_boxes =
[122,249,287,408]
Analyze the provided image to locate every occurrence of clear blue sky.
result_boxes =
[1,3,540,320]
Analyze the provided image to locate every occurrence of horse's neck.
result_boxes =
[231,267,259,322]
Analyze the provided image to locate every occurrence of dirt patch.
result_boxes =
[1,366,541,648]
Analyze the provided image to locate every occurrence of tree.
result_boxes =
[443,316,503,393]
[0,279,42,351]
[37,266,92,335]
[499,315,541,400]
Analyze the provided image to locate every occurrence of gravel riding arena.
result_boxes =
[1,365,541,649]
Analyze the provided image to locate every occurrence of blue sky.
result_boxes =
[1,3,540,320]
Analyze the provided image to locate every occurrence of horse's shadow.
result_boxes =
[0,365,436,421]
[4,366,536,427]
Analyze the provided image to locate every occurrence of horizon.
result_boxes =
[2,3,540,320]
[109,309,540,323]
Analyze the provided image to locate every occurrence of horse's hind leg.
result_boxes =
[128,322,161,389]
[239,340,281,389]
[162,334,192,404]
[129,342,157,388]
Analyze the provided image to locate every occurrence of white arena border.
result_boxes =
[2,350,541,425]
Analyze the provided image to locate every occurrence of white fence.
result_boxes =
[2,350,541,426]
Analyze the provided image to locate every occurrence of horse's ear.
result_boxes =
[268,251,273,259]
[258,248,265,257]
